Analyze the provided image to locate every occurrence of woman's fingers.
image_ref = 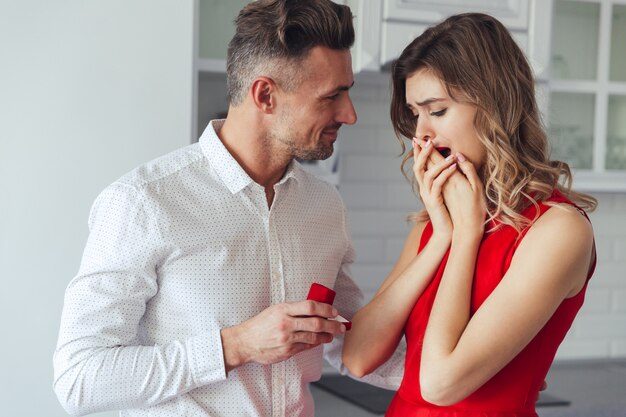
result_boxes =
[455,152,481,191]
[430,163,458,196]
[423,154,457,189]
[412,138,464,218]
[412,138,459,194]
[424,140,447,168]
[412,137,431,182]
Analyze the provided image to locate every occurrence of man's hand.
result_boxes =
[220,300,346,372]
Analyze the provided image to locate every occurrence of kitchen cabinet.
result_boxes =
[547,0,626,190]
[348,0,551,78]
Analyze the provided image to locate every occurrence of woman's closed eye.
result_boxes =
[430,109,447,117]
[409,108,446,119]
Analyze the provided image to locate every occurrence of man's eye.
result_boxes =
[327,93,340,100]
[430,109,447,117]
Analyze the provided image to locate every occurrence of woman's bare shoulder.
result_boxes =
[517,202,594,296]
[529,202,593,241]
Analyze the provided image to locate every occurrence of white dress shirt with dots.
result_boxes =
[54,120,404,417]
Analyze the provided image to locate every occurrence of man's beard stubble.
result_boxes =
[269,119,335,161]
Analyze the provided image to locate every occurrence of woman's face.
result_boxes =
[405,69,486,170]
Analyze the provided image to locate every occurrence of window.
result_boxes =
[548,0,626,190]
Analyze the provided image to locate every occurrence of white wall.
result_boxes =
[339,73,626,360]
[0,1,195,416]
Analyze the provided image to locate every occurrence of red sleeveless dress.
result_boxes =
[386,190,595,417]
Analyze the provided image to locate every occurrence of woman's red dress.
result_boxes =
[386,190,595,417]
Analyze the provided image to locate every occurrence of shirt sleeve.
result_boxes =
[53,183,227,416]
[322,200,405,390]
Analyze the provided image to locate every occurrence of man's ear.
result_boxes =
[250,76,277,114]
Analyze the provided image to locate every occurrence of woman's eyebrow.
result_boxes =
[415,97,446,107]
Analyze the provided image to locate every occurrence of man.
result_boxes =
[54,1,403,416]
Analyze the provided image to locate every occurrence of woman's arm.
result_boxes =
[342,139,456,377]
[420,200,594,405]
[342,219,449,377]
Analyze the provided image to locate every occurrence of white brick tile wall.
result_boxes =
[613,290,626,313]
[385,237,407,263]
[590,263,626,288]
[342,155,401,181]
[386,182,423,209]
[589,212,626,236]
[556,340,611,359]
[613,193,626,212]
[576,314,626,338]
[352,238,386,264]
[580,289,613,313]
[351,265,395,295]
[595,235,616,262]
[352,101,394,128]
[347,209,412,236]
[611,340,626,356]
[340,183,387,209]
[338,125,386,155]
[615,237,626,262]
[339,75,626,360]
[350,75,391,102]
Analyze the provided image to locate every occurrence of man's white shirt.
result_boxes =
[54,120,403,417]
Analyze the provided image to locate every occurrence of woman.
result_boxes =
[342,13,597,416]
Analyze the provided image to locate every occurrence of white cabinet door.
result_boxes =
[348,0,384,72]
[545,0,626,189]
[380,0,534,69]
[383,0,529,29]
[380,19,531,69]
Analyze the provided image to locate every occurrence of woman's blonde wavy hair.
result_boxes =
[390,13,597,233]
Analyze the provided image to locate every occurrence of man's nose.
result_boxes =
[338,95,357,125]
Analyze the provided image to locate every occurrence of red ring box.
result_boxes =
[306,283,352,331]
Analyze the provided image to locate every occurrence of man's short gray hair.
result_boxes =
[226,0,355,105]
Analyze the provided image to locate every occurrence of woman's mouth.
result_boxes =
[436,147,451,158]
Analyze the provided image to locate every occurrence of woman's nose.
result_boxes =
[415,119,434,142]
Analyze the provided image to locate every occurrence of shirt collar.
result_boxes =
[199,119,302,194]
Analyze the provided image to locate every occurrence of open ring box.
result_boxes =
[306,283,352,331]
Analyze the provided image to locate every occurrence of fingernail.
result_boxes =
[456,152,466,162]
[425,140,432,148]
[448,163,457,170]
[331,308,338,317]
[341,324,347,333]
[412,138,417,148]
[445,154,454,161]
